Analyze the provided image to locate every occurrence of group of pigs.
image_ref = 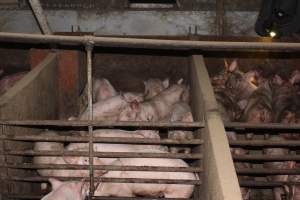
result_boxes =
[35,78,198,200]
[211,59,300,200]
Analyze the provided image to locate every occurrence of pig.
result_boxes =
[225,60,258,103]
[64,138,168,167]
[287,163,300,200]
[144,78,169,99]
[263,135,296,200]
[168,102,194,154]
[119,80,186,122]
[0,72,27,96]
[93,78,117,102]
[94,150,197,198]
[79,93,143,121]
[226,131,251,200]
[41,178,88,200]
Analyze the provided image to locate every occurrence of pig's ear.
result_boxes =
[177,78,184,85]
[228,60,238,72]
[49,178,63,191]
[162,78,169,88]
[273,74,283,85]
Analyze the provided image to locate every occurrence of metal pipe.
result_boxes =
[0,120,203,130]
[1,32,300,51]
[85,41,94,198]
[229,139,300,147]
[225,122,300,131]
[1,163,202,172]
[3,195,191,200]
[0,135,203,145]
[239,180,300,187]
[237,168,300,175]
[6,176,201,185]
[233,155,300,162]
[28,0,52,34]
[7,150,202,159]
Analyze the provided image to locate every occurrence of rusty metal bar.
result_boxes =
[233,155,300,162]
[0,120,203,130]
[28,0,52,34]
[1,32,300,51]
[86,41,95,198]
[6,176,201,185]
[237,168,300,175]
[7,150,202,159]
[239,180,300,187]
[1,163,202,172]
[229,139,300,147]
[225,122,300,131]
[0,135,203,145]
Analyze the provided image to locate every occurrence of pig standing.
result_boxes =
[144,78,169,99]
[41,178,88,200]
[168,102,194,154]
[94,150,196,198]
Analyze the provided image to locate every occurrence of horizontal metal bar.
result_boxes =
[1,135,203,145]
[237,168,300,175]
[1,163,202,172]
[5,176,201,185]
[3,195,191,200]
[229,140,300,147]
[7,150,202,159]
[233,155,300,162]
[0,120,203,130]
[0,32,300,51]
[225,122,300,132]
[239,180,300,187]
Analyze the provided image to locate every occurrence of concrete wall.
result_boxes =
[0,10,259,36]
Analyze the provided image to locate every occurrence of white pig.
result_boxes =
[144,78,169,99]
[168,102,194,154]
[119,80,186,122]
[93,78,117,102]
[94,151,196,198]
[41,178,88,200]
[79,93,143,121]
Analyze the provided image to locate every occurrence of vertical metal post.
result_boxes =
[28,0,52,35]
[216,0,225,36]
[86,41,94,198]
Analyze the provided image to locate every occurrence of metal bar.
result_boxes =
[0,135,203,145]
[191,55,242,200]
[7,150,202,159]
[233,155,300,162]
[229,139,300,147]
[237,168,300,175]
[1,163,203,172]
[225,122,300,131]
[5,176,201,185]
[86,41,94,198]
[216,0,225,36]
[3,195,191,200]
[28,0,52,34]
[1,32,300,51]
[0,120,203,129]
[240,180,300,187]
